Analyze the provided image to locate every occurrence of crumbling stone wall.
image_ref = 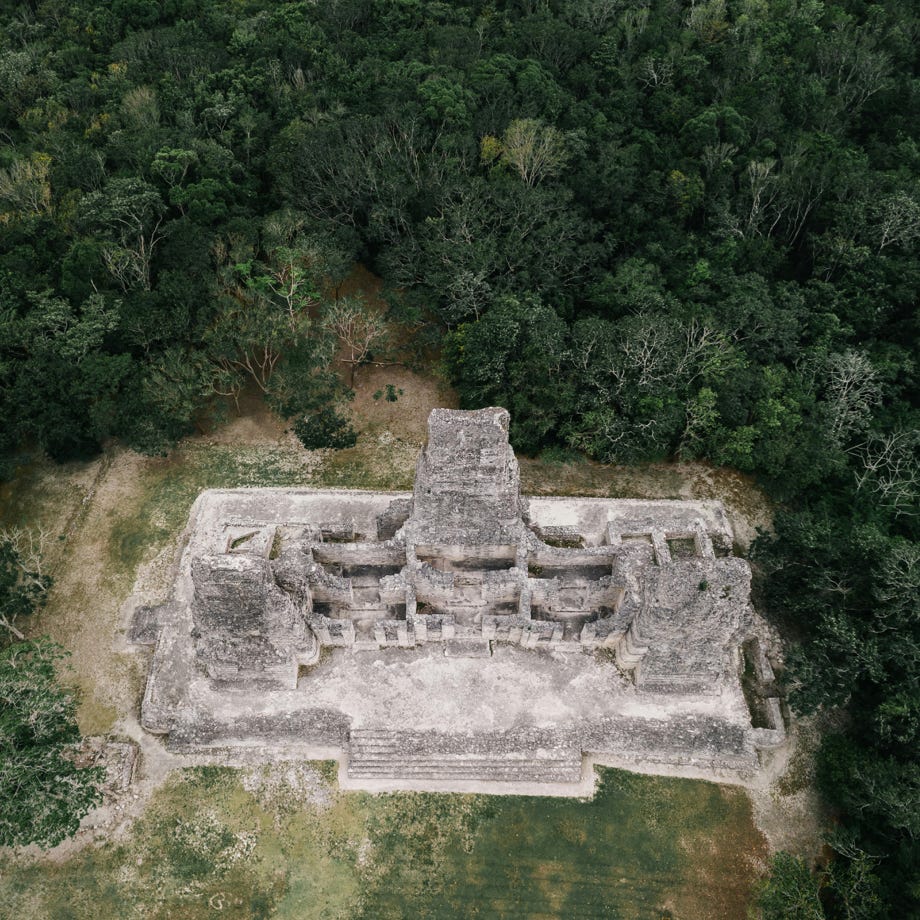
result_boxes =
[410,407,525,546]
[191,553,313,686]
[181,408,757,700]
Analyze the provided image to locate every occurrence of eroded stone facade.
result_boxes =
[133,408,784,794]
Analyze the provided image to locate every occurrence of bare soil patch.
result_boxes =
[200,385,290,447]
[29,450,152,733]
[347,363,458,445]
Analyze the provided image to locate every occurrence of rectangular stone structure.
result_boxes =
[133,408,784,794]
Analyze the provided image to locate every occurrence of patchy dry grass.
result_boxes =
[0,765,766,920]
[521,457,772,551]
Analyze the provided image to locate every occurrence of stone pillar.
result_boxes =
[651,531,671,566]
[692,520,715,559]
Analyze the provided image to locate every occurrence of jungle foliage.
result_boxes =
[1,536,102,849]
[0,0,917,906]
[0,639,104,849]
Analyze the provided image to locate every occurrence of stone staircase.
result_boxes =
[346,729,582,784]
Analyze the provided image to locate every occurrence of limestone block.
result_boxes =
[651,531,671,565]
[376,497,413,541]
[409,407,524,546]
[191,554,309,684]
[632,557,752,692]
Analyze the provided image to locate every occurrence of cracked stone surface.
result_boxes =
[131,408,784,795]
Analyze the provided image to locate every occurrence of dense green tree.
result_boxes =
[1,0,915,482]
[446,294,573,453]
[755,491,920,911]
[757,852,825,920]
[0,639,104,849]
[0,533,102,850]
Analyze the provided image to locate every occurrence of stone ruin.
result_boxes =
[132,408,785,795]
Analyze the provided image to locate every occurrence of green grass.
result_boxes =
[519,456,688,501]
[0,766,766,920]
[313,424,420,491]
[106,435,416,576]
[107,443,319,573]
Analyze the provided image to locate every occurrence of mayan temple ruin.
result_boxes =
[132,407,785,795]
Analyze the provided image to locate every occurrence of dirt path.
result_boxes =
[30,449,151,733]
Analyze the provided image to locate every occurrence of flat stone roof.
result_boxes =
[220,644,747,733]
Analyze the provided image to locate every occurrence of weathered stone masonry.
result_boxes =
[133,408,784,794]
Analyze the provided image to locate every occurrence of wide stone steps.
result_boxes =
[347,729,582,783]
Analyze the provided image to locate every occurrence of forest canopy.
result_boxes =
[0,0,918,910]
[0,0,915,485]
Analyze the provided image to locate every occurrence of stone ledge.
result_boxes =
[444,638,492,658]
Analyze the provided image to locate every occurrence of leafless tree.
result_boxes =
[86,182,166,292]
[499,119,570,187]
[605,315,725,393]
[817,23,891,118]
[773,142,833,244]
[569,0,626,31]
[620,7,650,51]
[739,159,781,238]
[823,350,882,446]
[0,153,52,218]
[872,541,920,625]
[322,297,390,386]
[102,243,159,293]
[567,409,662,463]
[638,54,674,89]
[873,190,920,253]
[852,429,920,517]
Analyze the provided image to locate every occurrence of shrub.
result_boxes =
[292,408,357,450]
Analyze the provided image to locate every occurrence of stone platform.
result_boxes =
[139,611,769,792]
[131,408,785,795]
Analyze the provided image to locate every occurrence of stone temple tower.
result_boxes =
[407,407,526,551]
[136,406,784,790]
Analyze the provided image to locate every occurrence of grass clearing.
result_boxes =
[107,442,322,575]
[0,766,766,920]
[521,457,772,550]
